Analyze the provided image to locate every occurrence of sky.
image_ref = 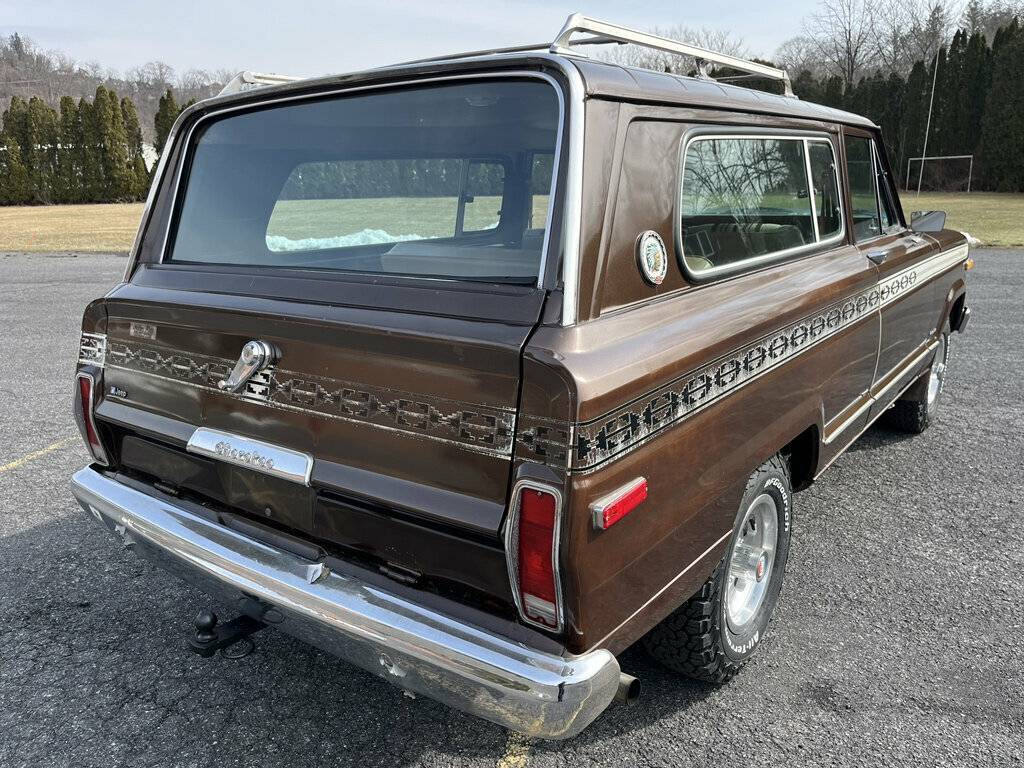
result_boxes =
[0,0,822,78]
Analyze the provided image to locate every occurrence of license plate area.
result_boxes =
[120,435,314,533]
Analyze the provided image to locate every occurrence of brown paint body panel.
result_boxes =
[99,281,536,537]
[77,56,970,660]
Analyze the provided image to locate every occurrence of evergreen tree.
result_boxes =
[979,22,1024,190]
[120,96,149,199]
[154,89,179,156]
[0,134,31,204]
[56,96,82,203]
[26,96,58,203]
[78,95,104,202]
[97,87,132,200]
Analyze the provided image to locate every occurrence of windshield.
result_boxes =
[167,78,561,283]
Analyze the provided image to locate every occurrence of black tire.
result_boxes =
[642,455,792,683]
[884,331,949,434]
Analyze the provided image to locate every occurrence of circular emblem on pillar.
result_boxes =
[636,230,668,286]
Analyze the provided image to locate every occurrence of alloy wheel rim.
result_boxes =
[725,493,779,633]
[927,334,948,406]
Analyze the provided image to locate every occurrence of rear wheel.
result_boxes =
[885,331,948,434]
[642,455,792,683]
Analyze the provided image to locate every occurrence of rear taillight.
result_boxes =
[75,372,108,465]
[505,481,563,632]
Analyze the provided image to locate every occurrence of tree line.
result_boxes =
[1,32,224,143]
[791,18,1024,190]
[0,86,191,205]
[606,0,1024,192]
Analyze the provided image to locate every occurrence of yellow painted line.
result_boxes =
[0,437,77,474]
[496,731,533,768]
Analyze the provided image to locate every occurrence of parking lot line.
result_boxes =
[495,732,532,768]
[0,436,77,474]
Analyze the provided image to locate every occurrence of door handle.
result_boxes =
[866,249,889,265]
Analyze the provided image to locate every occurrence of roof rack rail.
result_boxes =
[551,14,794,97]
[398,13,795,98]
[219,71,301,97]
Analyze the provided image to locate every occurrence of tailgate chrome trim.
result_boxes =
[186,427,313,485]
[71,467,620,739]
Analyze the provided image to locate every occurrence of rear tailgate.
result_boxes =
[96,288,534,537]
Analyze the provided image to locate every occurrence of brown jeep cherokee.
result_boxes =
[71,14,972,739]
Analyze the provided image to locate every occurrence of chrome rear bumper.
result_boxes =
[71,467,619,739]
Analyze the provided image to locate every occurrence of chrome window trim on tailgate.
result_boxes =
[156,69,570,292]
[71,466,619,739]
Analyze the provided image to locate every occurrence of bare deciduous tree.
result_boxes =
[597,25,747,74]
[802,0,880,87]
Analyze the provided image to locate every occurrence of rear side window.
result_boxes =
[167,78,561,283]
[679,136,843,275]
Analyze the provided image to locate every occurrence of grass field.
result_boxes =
[904,192,1024,247]
[0,192,1021,252]
[0,203,145,253]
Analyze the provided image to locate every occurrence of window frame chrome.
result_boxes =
[674,127,847,284]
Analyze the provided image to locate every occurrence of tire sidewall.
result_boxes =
[718,461,792,663]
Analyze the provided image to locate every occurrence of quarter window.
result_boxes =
[680,136,843,275]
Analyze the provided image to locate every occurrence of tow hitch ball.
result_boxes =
[188,610,266,659]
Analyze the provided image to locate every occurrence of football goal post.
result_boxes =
[904,155,974,193]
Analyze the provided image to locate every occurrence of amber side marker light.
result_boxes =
[75,373,109,465]
[965,257,975,270]
[591,477,648,530]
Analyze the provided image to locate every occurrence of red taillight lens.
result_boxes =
[510,485,561,630]
[76,373,108,465]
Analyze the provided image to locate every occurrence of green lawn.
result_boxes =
[902,192,1024,247]
[266,195,550,243]
[0,192,1019,252]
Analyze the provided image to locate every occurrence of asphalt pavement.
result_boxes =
[0,250,1021,768]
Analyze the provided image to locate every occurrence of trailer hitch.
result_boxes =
[189,609,265,659]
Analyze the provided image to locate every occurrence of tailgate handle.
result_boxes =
[219,340,276,393]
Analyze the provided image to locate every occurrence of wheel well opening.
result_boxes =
[782,425,819,492]
[949,294,966,332]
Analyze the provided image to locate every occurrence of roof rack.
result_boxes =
[551,14,794,97]
[219,71,301,96]
[400,13,795,98]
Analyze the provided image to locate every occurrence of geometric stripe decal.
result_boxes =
[78,338,516,459]
[571,243,968,473]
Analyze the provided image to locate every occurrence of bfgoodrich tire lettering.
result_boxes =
[642,454,792,683]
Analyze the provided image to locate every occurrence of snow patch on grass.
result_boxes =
[266,229,422,252]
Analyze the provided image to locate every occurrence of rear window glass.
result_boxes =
[167,79,560,283]
[679,136,843,275]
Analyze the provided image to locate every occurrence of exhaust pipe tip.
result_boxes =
[614,672,641,705]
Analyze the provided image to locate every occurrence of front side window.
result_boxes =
[845,135,902,242]
[680,136,842,275]
[168,79,561,283]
